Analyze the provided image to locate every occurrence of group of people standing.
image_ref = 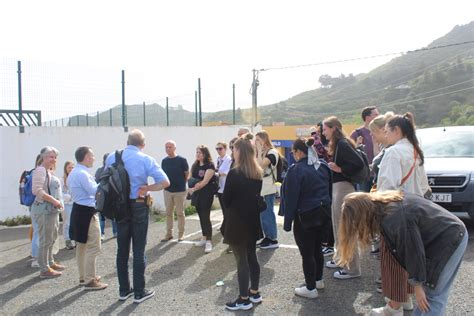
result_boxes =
[24,110,467,314]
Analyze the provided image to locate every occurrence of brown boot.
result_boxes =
[84,278,108,291]
[40,267,62,279]
[79,275,101,286]
[50,263,66,271]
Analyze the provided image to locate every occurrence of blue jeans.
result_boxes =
[414,231,468,316]
[31,213,39,258]
[100,214,117,236]
[260,194,277,240]
[116,202,149,296]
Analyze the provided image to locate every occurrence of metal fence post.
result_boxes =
[166,97,169,126]
[233,83,236,125]
[194,91,198,126]
[143,101,146,126]
[77,115,80,126]
[97,111,99,126]
[17,61,24,133]
[86,113,89,126]
[198,78,202,126]
[109,108,112,126]
[122,70,128,132]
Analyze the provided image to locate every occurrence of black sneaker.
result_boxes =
[225,297,253,311]
[259,238,279,249]
[119,288,134,301]
[370,248,380,255]
[249,291,262,304]
[133,289,155,304]
[322,246,335,257]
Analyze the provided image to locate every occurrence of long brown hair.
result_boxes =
[335,190,404,268]
[386,112,424,165]
[233,135,263,180]
[191,145,214,174]
[323,116,355,156]
[255,130,274,150]
[63,160,74,187]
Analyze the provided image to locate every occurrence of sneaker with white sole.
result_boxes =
[370,304,403,316]
[384,297,414,311]
[316,280,325,289]
[119,288,134,301]
[31,259,40,268]
[194,239,206,247]
[322,247,335,257]
[333,269,361,279]
[204,241,213,253]
[225,297,253,311]
[249,291,262,304]
[325,260,339,269]
[133,289,155,304]
[294,286,318,299]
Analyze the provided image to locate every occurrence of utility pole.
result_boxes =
[194,90,198,126]
[122,70,128,132]
[251,69,259,131]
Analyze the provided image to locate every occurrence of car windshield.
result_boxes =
[418,129,474,158]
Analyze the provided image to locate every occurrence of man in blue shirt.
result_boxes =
[68,146,108,290]
[106,129,170,304]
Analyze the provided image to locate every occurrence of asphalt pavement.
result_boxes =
[1,210,473,315]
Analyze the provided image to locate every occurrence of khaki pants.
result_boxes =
[33,212,59,272]
[332,181,360,275]
[76,214,101,283]
[164,190,187,238]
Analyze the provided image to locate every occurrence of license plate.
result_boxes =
[431,193,452,203]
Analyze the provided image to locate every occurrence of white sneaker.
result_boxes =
[204,241,213,253]
[31,259,40,268]
[194,239,206,247]
[384,297,414,311]
[325,260,339,269]
[370,304,403,316]
[294,286,318,299]
[316,280,325,289]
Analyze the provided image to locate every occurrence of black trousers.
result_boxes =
[231,241,260,298]
[293,215,325,290]
[217,193,227,222]
[322,219,335,247]
[195,193,214,240]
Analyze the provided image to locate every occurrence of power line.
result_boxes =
[259,40,474,72]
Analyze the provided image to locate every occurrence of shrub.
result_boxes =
[0,215,32,227]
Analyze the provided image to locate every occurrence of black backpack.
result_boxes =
[95,150,131,221]
[271,152,289,183]
[335,140,370,185]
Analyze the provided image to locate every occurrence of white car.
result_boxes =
[417,126,474,220]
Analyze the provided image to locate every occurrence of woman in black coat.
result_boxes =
[221,134,263,311]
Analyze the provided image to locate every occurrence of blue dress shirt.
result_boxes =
[106,145,169,199]
[67,163,98,208]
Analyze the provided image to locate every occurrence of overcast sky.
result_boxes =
[0,0,473,122]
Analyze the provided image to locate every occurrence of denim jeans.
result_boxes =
[414,231,468,316]
[260,194,277,240]
[100,214,117,236]
[31,213,39,258]
[116,202,149,296]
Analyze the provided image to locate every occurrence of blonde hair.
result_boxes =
[255,130,274,150]
[369,111,394,132]
[216,141,228,150]
[233,134,263,180]
[335,190,404,268]
[63,160,74,187]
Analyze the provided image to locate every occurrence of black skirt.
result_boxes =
[69,203,96,244]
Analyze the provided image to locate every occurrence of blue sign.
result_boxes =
[272,140,293,148]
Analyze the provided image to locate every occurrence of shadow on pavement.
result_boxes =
[17,286,85,315]
[0,277,43,308]
[0,257,38,287]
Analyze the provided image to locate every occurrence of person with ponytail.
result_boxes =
[336,191,467,316]
[280,138,331,299]
[372,112,431,315]
[322,116,364,279]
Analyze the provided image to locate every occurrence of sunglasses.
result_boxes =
[215,147,224,151]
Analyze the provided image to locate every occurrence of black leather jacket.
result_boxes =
[380,193,466,289]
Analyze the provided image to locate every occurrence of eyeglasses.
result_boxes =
[229,146,234,150]
[215,147,224,151]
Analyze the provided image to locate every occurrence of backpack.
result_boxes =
[335,140,370,185]
[20,169,36,206]
[95,150,131,221]
[270,152,289,183]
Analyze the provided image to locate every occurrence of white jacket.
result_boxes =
[377,138,429,196]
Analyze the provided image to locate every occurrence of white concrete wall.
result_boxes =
[0,125,248,220]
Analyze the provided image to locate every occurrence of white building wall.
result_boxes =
[0,125,249,220]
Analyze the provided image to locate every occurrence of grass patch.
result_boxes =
[0,215,32,227]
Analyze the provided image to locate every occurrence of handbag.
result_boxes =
[256,195,267,212]
[298,205,330,231]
